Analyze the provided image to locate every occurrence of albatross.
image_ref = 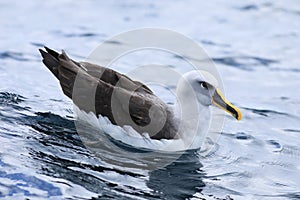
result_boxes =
[39,47,242,143]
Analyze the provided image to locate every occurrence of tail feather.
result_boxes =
[45,46,59,59]
[39,47,60,79]
[39,46,78,99]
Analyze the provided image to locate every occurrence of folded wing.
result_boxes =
[39,47,178,139]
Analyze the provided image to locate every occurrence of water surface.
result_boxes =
[0,0,299,199]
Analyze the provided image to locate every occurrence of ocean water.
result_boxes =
[0,0,300,199]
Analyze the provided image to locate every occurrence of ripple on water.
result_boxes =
[0,171,62,198]
[266,140,283,152]
[242,107,289,117]
[63,33,99,38]
[238,4,259,11]
[0,92,25,104]
[212,56,278,70]
[222,131,254,142]
[280,145,300,157]
[283,129,300,133]
[30,42,46,48]
[0,51,30,62]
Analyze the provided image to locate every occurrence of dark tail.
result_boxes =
[39,46,60,79]
[39,47,78,99]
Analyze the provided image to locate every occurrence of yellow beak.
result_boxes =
[212,88,242,121]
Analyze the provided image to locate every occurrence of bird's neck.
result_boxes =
[173,92,211,148]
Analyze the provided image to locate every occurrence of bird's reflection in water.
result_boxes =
[147,150,205,199]
[24,113,205,199]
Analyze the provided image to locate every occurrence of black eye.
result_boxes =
[199,81,208,89]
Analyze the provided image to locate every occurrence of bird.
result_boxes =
[39,46,242,145]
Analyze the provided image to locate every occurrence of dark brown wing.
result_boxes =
[79,61,153,95]
[39,47,178,139]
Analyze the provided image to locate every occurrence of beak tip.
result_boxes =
[236,110,242,121]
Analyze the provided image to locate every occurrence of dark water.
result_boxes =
[1,1,300,199]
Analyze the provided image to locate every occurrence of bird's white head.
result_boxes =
[176,70,242,121]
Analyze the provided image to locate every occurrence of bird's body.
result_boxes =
[39,47,241,147]
[40,47,179,140]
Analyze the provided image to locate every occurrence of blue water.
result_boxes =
[1,0,300,199]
